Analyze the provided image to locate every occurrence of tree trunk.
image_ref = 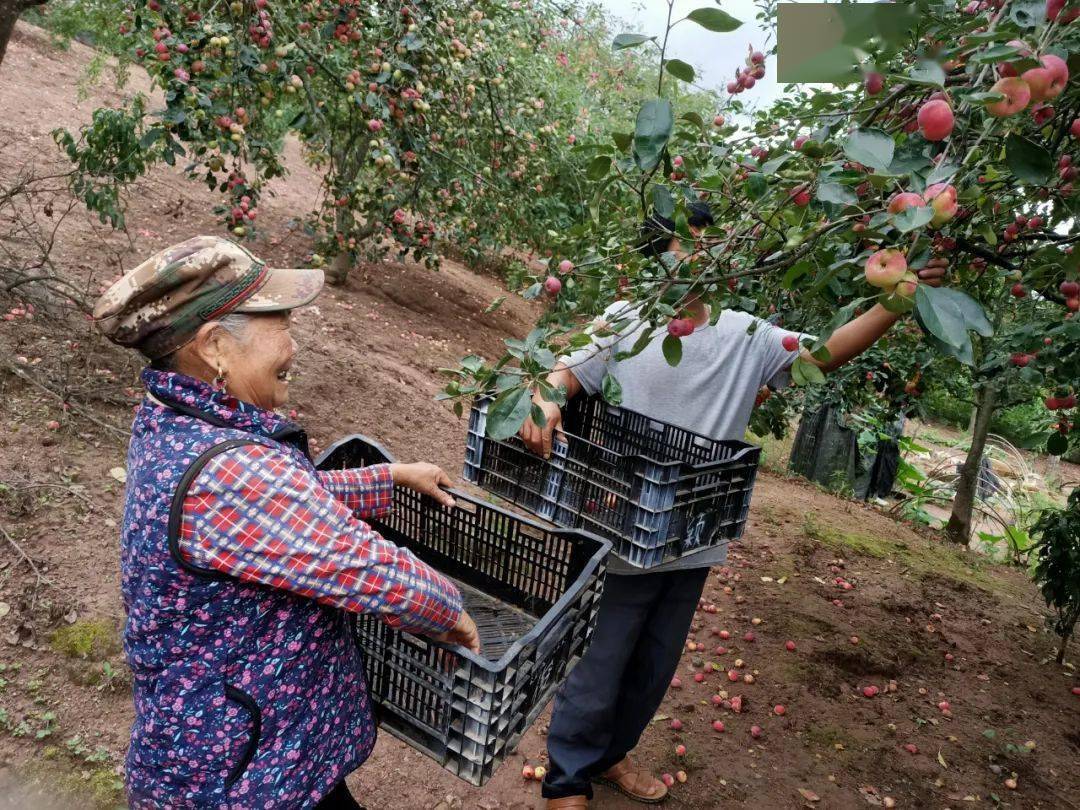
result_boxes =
[327,252,351,286]
[1058,629,1071,665]
[0,0,46,70]
[326,206,353,285]
[0,0,21,69]
[945,383,998,544]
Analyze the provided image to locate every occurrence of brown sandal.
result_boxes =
[547,798,589,809]
[593,758,669,804]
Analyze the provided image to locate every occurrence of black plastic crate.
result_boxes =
[315,435,610,786]
[463,395,761,569]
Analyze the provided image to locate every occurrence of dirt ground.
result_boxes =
[0,24,1078,810]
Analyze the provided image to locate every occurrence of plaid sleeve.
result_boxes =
[178,444,462,635]
[317,463,394,519]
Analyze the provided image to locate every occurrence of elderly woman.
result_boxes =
[94,236,479,810]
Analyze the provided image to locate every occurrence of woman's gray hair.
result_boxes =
[149,313,254,371]
[215,313,255,342]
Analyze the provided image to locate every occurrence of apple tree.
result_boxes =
[54,0,665,282]
[442,0,1080,545]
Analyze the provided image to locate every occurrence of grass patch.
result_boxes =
[802,723,857,753]
[771,610,837,640]
[50,620,118,661]
[17,756,125,809]
[801,516,998,592]
[748,429,795,475]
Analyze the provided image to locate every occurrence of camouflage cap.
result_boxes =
[93,236,324,359]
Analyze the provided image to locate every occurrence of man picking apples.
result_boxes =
[522,204,946,808]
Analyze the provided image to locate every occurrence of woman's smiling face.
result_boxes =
[216,312,297,410]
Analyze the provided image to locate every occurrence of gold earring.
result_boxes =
[213,366,227,393]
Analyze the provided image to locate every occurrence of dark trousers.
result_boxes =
[314,780,363,810]
[542,567,710,800]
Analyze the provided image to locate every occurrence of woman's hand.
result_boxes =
[433,610,481,654]
[390,462,456,508]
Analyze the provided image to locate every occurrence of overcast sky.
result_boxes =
[594,0,790,109]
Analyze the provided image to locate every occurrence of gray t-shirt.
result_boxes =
[563,303,807,575]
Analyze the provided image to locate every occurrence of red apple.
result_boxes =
[1061,280,1080,297]
[544,276,562,295]
[864,71,884,95]
[865,249,908,289]
[1040,54,1069,99]
[1022,67,1055,101]
[888,191,926,214]
[924,183,958,227]
[986,77,1032,116]
[918,99,954,140]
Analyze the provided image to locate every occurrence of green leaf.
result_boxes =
[934,288,993,337]
[843,128,895,173]
[662,334,683,367]
[615,327,655,361]
[923,331,974,365]
[915,285,968,349]
[925,161,959,187]
[613,33,653,50]
[529,403,548,430]
[651,184,675,218]
[760,154,791,175]
[745,172,767,199]
[633,99,674,172]
[971,44,1024,64]
[893,205,934,233]
[685,7,742,32]
[486,387,533,441]
[782,260,813,289]
[790,358,807,386]
[612,132,632,152]
[681,111,705,128]
[138,128,164,150]
[665,59,695,83]
[601,373,623,405]
[907,60,946,87]
[792,357,825,385]
[816,182,857,206]
[1005,133,1053,185]
[484,297,505,314]
[587,155,612,181]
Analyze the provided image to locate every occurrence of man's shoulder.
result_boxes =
[600,301,645,322]
[713,308,763,333]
